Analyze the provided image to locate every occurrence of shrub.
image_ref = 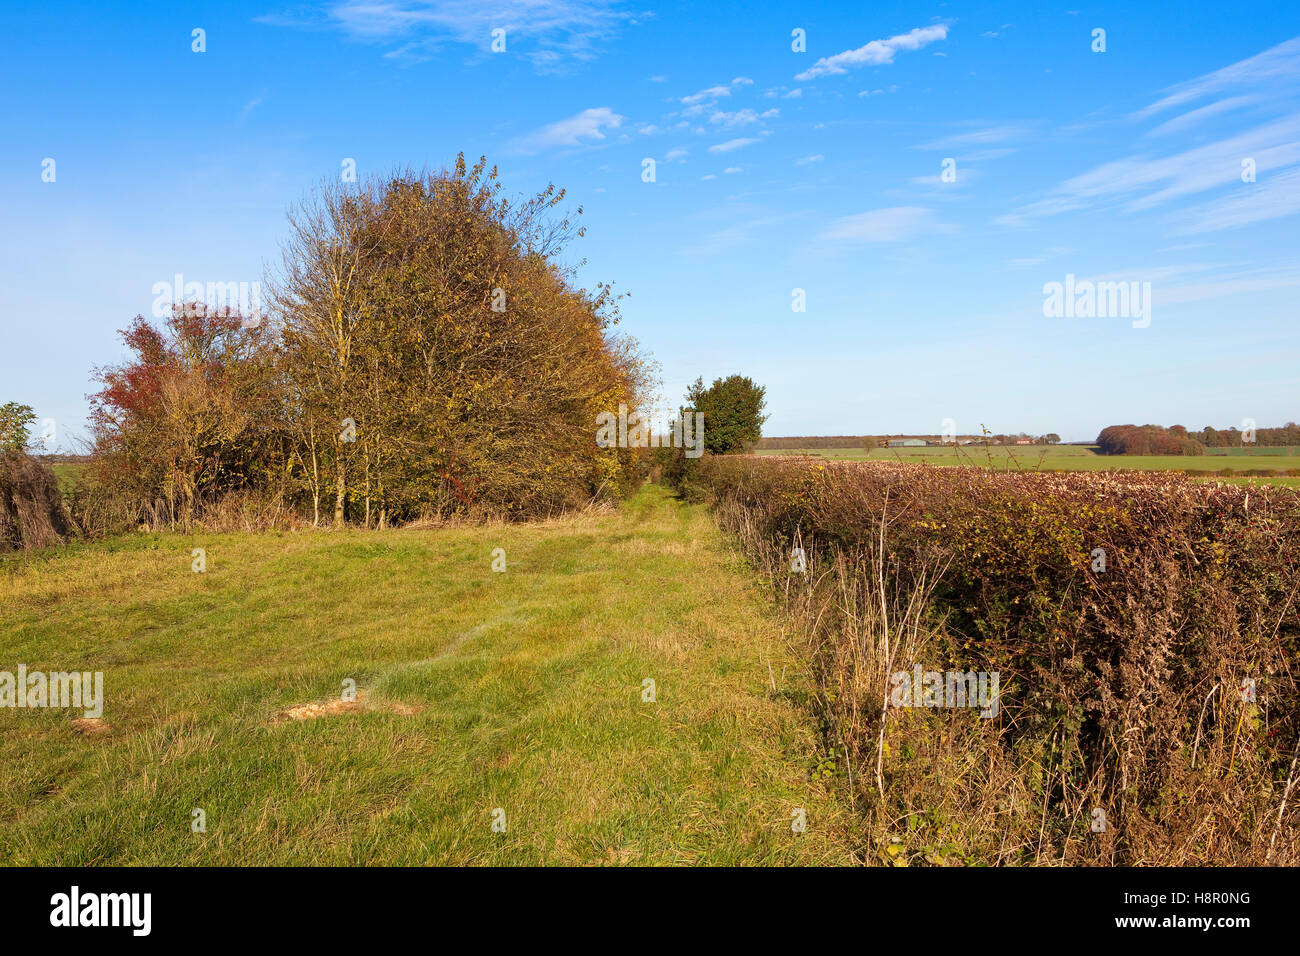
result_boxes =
[684,374,768,454]
[695,455,1300,864]
[0,452,75,552]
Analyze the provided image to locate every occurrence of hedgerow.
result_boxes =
[691,455,1300,864]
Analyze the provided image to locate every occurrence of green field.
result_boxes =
[755,445,1300,486]
[46,462,86,497]
[0,485,855,865]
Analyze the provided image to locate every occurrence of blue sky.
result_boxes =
[2,1,1299,445]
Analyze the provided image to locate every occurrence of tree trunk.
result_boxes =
[334,457,346,526]
[363,456,371,528]
[309,432,321,527]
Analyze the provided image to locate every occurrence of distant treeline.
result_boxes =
[758,433,1052,449]
[759,436,877,449]
[1096,422,1300,456]
[1199,422,1300,446]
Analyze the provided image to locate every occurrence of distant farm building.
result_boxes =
[888,438,928,447]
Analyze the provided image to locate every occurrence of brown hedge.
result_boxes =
[694,454,1300,864]
[0,453,74,552]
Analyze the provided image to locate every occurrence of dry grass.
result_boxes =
[0,484,858,865]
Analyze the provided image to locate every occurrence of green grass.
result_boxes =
[47,462,86,497]
[0,484,856,865]
[1204,445,1300,456]
[1214,475,1300,488]
[755,445,1300,486]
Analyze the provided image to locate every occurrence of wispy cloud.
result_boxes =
[795,24,948,82]
[239,88,270,119]
[997,114,1300,227]
[1146,95,1261,137]
[1133,35,1300,119]
[513,106,624,151]
[819,206,954,243]
[258,0,635,70]
[1171,165,1300,234]
[708,137,759,153]
[681,84,734,106]
[709,108,760,127]
[678,77,755,120]
[916,125,1025,150]
[1080,262,1300,306]
[681,214,788,254]
[1006,246,1072,268]
[1156,262,1300,304]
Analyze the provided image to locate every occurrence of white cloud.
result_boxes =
[664,147,688,162]
[916,125,1024,150]
[709,108,760,127]
[1134,35,1300,119]
[239,88,269,119]
[262,0,636,70]
[819,206,953,242]
[1172,165,1300,234]
[796,154,824,165]
[678,76,757,123]
[1157,264,1300,304]
[1074,262,1300,306]
[681,214,789,254]
[1146,95,1261,137]
[796,24,948,81]
[515,106,624,150]
[723,166,742,174]
[708,137,759,153]
[681,84,733,105]
[997,115,1300,227]
[1006,246,1071,268]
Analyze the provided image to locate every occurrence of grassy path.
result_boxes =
[0,484,855,865]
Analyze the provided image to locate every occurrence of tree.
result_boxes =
[87,304,281,524]
[271,179,388,526]
[83,156,650,528]
[0,402,37,454]
[267,156,648,523]
[685,375,768,454]
[1044,433,1061,445]
[1096,424,1205,456]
